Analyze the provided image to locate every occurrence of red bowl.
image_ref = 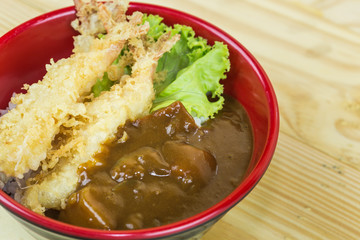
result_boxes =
[0,3,279,240]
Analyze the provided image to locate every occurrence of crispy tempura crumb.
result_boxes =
[0,0,147,178]
[23,32,179,214]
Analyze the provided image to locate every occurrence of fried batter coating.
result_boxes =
[0,1,148,178]
[71,0,129,36]
[22,33,180,214]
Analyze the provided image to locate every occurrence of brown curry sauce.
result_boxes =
[54,96,253,230]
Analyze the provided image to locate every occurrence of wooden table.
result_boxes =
[0,0,359,239]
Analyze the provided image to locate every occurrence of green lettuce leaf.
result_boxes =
[143,14,211,94]
[154,24,211,93]
[91,15,168,97]
[152,42,230,121]
[142,14,170,41]
[92,14,230,123]
[91,46,130,97]
[91,72,114,98]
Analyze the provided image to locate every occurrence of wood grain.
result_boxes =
[0,0,359,239]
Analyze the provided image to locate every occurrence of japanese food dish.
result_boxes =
[0,0,253,230]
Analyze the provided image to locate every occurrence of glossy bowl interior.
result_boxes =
[0,3,279,240]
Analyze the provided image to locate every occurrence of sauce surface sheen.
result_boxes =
[56,96,253,230]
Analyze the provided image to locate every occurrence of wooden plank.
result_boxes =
[204,132,360,240]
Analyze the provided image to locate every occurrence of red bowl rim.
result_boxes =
[0,2,279,239]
